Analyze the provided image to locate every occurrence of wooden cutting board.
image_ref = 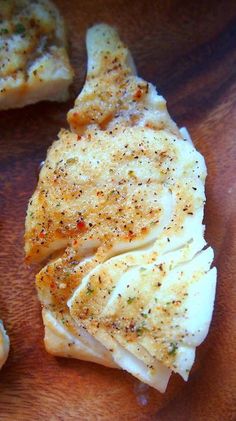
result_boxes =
[0,1,235,419]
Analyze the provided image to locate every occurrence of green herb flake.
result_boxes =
[136,327,144,336]
[127,296,135,304]
[15,23,26,34]
[64,270,71,278]
[86,286,94,295]
[141,313,148,318]
[0,28,8,35]
[168,342,178,356]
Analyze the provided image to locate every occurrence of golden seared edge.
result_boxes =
[0,0,74,110]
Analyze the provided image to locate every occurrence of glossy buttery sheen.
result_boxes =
[25,24,217,392]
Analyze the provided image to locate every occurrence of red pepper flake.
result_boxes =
[77,219,87,232]
[128,230,134,240]
[133,88,142,100]
[39,229,46,238]
[50,282,56,289]
[129,321,135,332]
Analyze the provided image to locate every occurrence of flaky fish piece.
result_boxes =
[25,24,217,392]
[0,0,74,110]
[0,321,9,370]
[68,23,178,135]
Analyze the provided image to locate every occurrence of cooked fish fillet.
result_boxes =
[25,24,217,392]
[0,321,9,370]
[0,0,74,110]
[67,24,178,136]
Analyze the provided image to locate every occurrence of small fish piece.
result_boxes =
[0,0,74,110]
[0,321,9,370]
[25,24,217,392]
[68,23,179,135]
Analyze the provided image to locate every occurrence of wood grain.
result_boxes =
[0,0,236,419]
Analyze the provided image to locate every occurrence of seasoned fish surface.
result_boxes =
[68,24,178,136]
[25,127,201,263]
[0,321,9,370]
[25,24,217,392]
[0,0,74,110]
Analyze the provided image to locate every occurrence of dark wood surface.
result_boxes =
[0,0,236,419]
